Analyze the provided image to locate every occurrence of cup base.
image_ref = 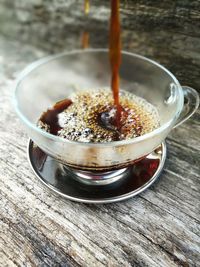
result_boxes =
[64,166,128,185]
[28,140,166,204]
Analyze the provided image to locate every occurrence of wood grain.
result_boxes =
[0,1,200,266]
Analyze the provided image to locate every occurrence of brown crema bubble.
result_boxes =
[38,89,160,143]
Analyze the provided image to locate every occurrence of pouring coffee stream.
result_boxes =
[41,0,126,139]
[83,0,122,118]
[99,0,126,135]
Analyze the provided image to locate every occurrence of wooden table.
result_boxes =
[0,1,200,266]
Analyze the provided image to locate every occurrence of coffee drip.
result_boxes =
[38,1,160,142]
[81,0,90,49]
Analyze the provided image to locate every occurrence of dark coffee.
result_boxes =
[38,99,72,135]
[38,90,160,142]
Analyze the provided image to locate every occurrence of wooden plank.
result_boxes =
[0,0,200,265]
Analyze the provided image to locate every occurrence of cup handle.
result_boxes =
[173,86,199,129]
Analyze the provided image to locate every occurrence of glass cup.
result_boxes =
[14,49,199,184]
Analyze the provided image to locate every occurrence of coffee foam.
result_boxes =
[55,89,160,142]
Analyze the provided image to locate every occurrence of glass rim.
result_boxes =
[13,48,184,147]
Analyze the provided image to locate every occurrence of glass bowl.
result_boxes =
[14,49,199,184]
